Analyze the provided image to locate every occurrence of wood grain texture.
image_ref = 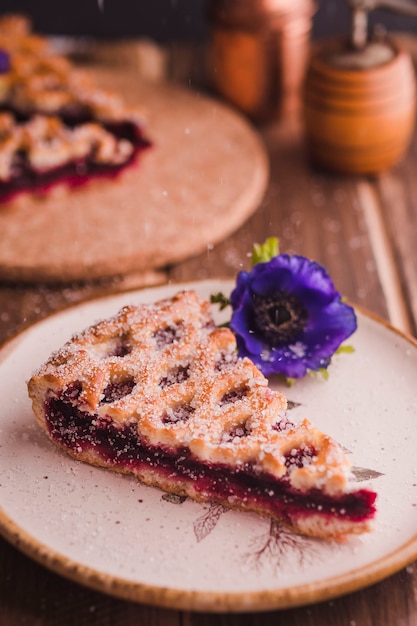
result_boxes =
[0,268,167,344]
[375,141,417,336]
[171,118,389,321]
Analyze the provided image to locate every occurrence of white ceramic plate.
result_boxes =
[1,279,417,612]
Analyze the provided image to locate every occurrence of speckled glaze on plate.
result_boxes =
[0,279,416,612]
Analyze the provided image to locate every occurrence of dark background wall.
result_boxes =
[0,0,417,41]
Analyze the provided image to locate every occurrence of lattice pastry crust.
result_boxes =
[28,290,377,540]
[0,14,143,123]
[0,14,149,199]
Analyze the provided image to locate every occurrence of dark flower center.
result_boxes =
[252,292,307,346]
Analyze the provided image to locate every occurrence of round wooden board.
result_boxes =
[0,74,268,283]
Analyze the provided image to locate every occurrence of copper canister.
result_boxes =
[206,0,316,122]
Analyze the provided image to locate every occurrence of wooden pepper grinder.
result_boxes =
[303,0,417,175]
[206,0,316,122]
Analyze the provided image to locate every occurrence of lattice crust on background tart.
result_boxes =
[0,14,150,202]
[27,290,377,541]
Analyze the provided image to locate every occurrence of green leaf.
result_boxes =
[284,376,296,387]
[251,237,280,266]
[210,292,231,311]
[318,367,329,381]
[335,344,355,355]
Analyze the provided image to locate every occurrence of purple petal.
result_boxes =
[229,254,357,378]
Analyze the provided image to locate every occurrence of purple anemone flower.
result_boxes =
[229,253,357,379]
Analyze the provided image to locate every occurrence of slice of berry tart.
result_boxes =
[27,290,377,541]
[0,14,150,203]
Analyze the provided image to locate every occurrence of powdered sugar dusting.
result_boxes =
[30,290,358,499]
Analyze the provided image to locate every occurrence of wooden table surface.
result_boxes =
[1,38,417,625]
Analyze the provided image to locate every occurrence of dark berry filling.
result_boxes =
[153,324,184,348]
[0,110,151,203]
[214,350,238,372]
[45,394,377,524]
[104,336,133,358]
[100,378,136,404]
[284,444,316,470]
[162,404,195,424]
[220,385,249,406]
[0,49,10,74]
[60,382,83,402]
[159,365,190,388]
[273,418,294,432]
[221,421,252,442]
